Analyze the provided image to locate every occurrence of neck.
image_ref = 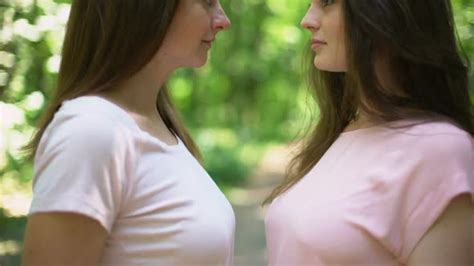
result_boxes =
[101,60,175,118]
[344,110,377,132]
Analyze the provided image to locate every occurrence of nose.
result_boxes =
[213,3,231,33]
[300,7,320,32]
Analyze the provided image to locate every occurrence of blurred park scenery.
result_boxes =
[1,0,473,265]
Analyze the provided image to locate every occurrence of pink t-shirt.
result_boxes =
[265,119,473,265]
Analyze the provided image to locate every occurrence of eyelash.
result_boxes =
[320,0,335,7]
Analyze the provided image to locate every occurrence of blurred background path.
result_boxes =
[231,145,290,266]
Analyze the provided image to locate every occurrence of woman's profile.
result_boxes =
[265,0,473,265]
[22,1,234,265]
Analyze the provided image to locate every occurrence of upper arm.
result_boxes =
[22,212,108,266]
[407,194,474,266]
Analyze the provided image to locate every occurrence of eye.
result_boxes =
[320,0,335,7]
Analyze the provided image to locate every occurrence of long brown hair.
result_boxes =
[265,0,473,204]
[25,0,201,159]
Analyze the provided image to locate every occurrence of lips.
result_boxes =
[311,39,327,49]
[202,39,215,48]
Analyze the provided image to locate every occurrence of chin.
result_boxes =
[194,60,207,68]
[188,57,208,68]
[314,57,347,72]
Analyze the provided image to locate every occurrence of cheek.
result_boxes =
[328,21,347,71]
[335,16,347,69]
[161,16,209,52]
[334,41,347,70]
[314,46,347,72]
[159,31,197,56]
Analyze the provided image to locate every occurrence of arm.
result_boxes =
[22,212,108,266]
[407,194,473,266]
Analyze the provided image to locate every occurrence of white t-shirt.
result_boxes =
[29,96,235,266]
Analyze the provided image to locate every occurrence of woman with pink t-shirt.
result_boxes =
[22,1,235,265]
[265,0,473,265]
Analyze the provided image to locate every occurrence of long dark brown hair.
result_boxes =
[265,0,473,204]
[25,0,201,159]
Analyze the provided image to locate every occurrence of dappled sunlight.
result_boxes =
[0,194,31,217]
[255,145,293,175]
[0,240,21,257]
[228,144,292,207]
[228,187,269,207]
[0,0,472,265]
[0,176,32,217]
[197,128,239,150]
[0,101,28,166]
[0,100,33,216]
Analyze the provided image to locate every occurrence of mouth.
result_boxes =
[311,39,327,49]
[202,39,215,48]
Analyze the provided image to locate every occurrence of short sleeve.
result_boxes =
[29,113,135,233]
[398,133,473,261]
[344,130,473,264]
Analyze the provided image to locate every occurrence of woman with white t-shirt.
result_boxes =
[265,0,473,265]
[22,1,234,265]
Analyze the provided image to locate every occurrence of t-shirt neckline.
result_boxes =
[63,95,185,151]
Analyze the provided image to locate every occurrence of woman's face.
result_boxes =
[301,0,347,72]
[157,0,231,68]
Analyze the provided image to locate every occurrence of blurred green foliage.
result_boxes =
[1,0,473,190]
[0,0,473,264]
[0,0,311,191]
